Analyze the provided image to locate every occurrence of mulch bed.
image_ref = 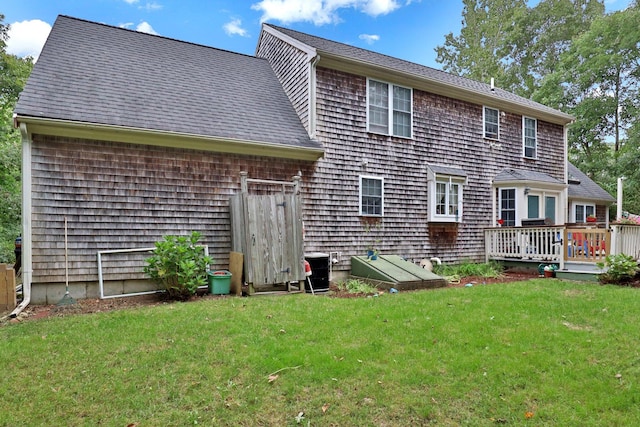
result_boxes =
[0,270,546,324]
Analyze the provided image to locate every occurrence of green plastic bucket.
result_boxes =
[208,270,232,295]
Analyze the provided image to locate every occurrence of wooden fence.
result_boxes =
[0,264,16,312]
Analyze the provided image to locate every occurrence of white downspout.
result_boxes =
[616,177,625,220]
[10,122,32,318]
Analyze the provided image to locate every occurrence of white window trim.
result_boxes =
[523,116,537,159]
[367,78,413,138]
[428,175,465,223]
[483,106,500,140]
[571,202,596,223]
[359,175,384,217]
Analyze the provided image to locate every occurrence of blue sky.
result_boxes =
[3,0,634,68]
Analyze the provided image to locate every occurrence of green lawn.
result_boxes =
[2,279,640,426]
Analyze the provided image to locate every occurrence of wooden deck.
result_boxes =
[485,224,640,270]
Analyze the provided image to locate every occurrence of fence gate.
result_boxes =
[229,172,305,294]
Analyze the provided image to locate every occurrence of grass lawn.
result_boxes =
[2,279,640,426]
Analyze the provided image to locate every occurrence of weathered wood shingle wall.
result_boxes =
[256,31,311,133]
[30,135,314,284]
[301,68,565,268]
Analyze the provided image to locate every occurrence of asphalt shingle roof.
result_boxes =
[493,168,564,185]
[16,16,319,151]
[265,24,573,124]
[568,163,615,203]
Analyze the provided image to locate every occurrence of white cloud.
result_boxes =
[135,21,159,35]
[359,33,379,44]
[140,2,163,11]
[6,19,52,61]
[123,0,139,4]
[251,0,401,25]
[223,19,249,37]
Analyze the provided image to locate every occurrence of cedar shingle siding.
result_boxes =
[256,30,311,133]
[298,67,565,266]
[30,135,313,285]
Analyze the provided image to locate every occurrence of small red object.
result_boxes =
[304,260,312,277]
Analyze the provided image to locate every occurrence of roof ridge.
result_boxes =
[265,23,500,94]
[57,15,263,61]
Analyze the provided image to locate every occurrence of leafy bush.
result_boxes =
[597,254,639,285]
[144,231,212,300]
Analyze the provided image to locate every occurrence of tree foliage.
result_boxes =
[0,14,33,263]
[436,0,640,215]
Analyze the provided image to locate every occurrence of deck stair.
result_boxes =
[351,255,447,290]
[555,261,602,282]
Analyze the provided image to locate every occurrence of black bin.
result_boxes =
[521,218,547,226]
[304,253,329,292]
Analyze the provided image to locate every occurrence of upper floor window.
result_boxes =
[523,117,537,158]
[483,106,499,140]
[368,79,412,138]
[360,175,384,216]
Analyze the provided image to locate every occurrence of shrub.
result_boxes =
[597,254,639,285]
[144,231,212,300]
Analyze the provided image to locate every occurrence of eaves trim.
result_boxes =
[16,116,324,161]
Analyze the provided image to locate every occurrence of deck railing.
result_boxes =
[563,228,609,263]
[484,226,564,262]
[486,224,640,267]
[610,224,640,260]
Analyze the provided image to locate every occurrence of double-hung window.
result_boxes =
[484,106,499,140]
[523,117,537,158]
[360,176,384,216]
[368,79,412,138]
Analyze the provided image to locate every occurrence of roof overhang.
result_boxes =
[15,116,324,161]
[317,53,575,126]
[493,179,567,192]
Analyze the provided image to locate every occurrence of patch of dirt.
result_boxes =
[2,290,230,325]
[1,271,543,324]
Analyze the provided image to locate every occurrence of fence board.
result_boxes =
[0,264,17,312]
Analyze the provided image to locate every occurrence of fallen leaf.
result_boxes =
[322,403,330,413]
[525,411,534,419]
[268,374,279,383]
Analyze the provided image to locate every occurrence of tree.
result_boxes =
[435,0,527,88]
[0,14,33,263]
[435,0,604,98]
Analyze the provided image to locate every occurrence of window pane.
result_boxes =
[449,184,459,215]
[527,195,539,218]
[392,86,411,137]
[576,205,585,222]
[361,177,383,216]
[545,196,556,224]
[484,107,499,139]
[369,80,388,133]
[393,111,411,137]
[500,189,516,226]
[586,205,595,218]
[436,182,446,215]
[524,117,536,158]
